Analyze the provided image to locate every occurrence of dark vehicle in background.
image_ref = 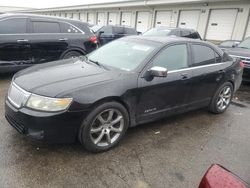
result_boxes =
[221,37,250,81]
[5,36,243,152]
[218,40,241,49]
[143,26,202,40]
[0,13,98,73]
[90,25,138,45]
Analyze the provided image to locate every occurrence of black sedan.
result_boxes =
[5,36,243,152]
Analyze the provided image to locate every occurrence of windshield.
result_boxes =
[87,40,157,71]
[238,38,250,49]
[90,25,103,33]
[143,28,171,36]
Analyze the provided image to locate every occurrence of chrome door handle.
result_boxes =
[218,70,225,74]
[59,38,68,41]
[17,39,29,43]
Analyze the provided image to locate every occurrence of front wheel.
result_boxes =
[78,102,129,152]
[209,82,233,114]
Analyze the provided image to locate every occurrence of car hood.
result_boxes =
[223,47,250,58]
[13,58,120,97]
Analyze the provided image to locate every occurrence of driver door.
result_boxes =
[136,43,193,123]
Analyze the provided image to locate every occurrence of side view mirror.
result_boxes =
[149,66,168,77]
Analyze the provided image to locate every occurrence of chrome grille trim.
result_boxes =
[229,55,250,64]
[8,82,31,108]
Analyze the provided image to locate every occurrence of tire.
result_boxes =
[78,101,129,152]
[209,82,233,114]
[62,51,82,59]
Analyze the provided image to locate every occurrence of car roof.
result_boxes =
[126,35,197,44]
[101,25,136,29]
[152,26,196,32]
[0,13,89,26]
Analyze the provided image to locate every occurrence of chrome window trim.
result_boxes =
[167,62,226,74]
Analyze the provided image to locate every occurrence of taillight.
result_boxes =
[89,36,97,44]
[240,61,245,69]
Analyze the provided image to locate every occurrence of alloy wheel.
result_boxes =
[216,86,232,111]
[90,109,124,147]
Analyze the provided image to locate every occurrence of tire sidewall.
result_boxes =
[79,102,129,152]
[210,82,233,114]
[62,51,82,59]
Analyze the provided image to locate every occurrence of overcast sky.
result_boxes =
[0,0,130,8]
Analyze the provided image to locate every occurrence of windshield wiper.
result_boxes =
[88,58,109,70]
[88,58,101,66]
[78,56,108,70]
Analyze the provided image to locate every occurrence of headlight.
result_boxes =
[26,94,73,112]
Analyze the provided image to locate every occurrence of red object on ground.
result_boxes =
[198,164,249,188]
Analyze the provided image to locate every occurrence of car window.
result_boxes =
[215,52,222,63]
[189,32,200,39]
[124,28,137,34]
[100,26,112,34]
[0,18,27,34]
[238,38,250,49]
[90,25,103,33]
[192,44,217,66]
[143,28,172,36]
[60,22,81,33]
[113,27,124,34]
[152,44,188,71]
[181,30,191,37]
[32,21,60,33]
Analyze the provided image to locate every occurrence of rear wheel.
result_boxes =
[78,102,129,152]
[62,51,82,59]
[209,82,233,114]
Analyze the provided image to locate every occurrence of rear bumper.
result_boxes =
[5,99,88,143]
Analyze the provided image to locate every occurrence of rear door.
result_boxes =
[0,17,32,68]
[29,19,68,64]
[189,43,228,105]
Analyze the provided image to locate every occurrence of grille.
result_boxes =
[8,83,30,108]
[5,114,25,134]
[230,55,250,68]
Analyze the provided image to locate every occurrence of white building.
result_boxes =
[0,6,33,13]
[21,0,250,41]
